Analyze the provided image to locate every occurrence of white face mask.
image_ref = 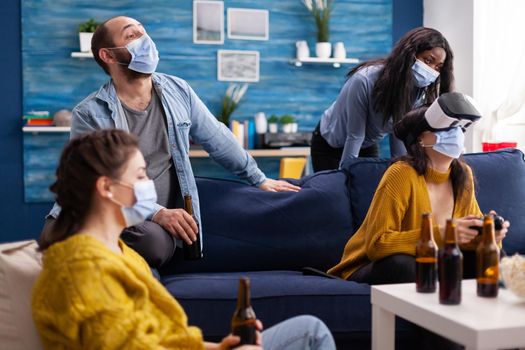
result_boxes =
[412,59,440,88]
[109,179,157,227]
[421,127,465,159]
[107,33,160,74]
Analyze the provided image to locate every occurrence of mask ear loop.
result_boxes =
[418,136,435,148]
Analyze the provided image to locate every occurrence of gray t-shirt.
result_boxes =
[121,89,182,209]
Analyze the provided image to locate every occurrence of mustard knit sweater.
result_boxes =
[328,161,482,280]
[32,234,204,350]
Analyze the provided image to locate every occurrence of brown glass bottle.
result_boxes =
[438,219,463,305]
[416,213,438,293]
[231,277,257,345]
[476,214,500,297]
[182,194,203,260]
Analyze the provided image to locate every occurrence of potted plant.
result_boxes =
[280,115,297,133]
[217,84,249,126]
[78,19,100,52]
[268,115,280,133]
[302,0,334,59]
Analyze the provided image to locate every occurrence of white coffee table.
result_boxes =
[371,279,525,350]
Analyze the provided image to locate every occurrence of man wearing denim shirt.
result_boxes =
[42,16,300,267]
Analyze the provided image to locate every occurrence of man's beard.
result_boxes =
[113,49,151,81]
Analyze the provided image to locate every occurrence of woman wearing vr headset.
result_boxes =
[311,27,454,172]
[327,93,509,285]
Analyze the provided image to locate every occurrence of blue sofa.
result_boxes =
[159,149,525,348]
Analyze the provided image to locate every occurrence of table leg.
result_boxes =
[372,304,395,350]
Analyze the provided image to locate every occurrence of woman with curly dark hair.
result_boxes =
[311,27,454,171]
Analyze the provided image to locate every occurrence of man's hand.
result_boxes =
[152,208,198,244]
[259,178,300,192]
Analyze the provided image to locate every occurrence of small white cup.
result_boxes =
[333,42,346,59]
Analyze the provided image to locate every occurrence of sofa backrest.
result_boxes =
[161,170,354,274]
[0,240,43,350]
[342,149,525,255]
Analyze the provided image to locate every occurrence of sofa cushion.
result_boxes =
[340,157,390,233]
[341,149,525,255]
[163,271,371,339]
[0,240,43,350]
[464,149,525,255]
[161,170,353,274]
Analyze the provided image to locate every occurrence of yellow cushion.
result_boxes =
[279,157,306,179]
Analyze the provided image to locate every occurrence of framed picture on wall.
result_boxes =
[217,50,260,82]
[227,8,269,41]
[193,0,224,44]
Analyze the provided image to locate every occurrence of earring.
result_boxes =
[107,192,113,198]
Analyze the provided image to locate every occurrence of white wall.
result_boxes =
[423,0,476,151]
[425,0,525,152]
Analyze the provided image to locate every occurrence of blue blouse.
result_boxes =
[320,65,425,164]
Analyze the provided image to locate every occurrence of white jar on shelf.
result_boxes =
[333,42,346,59]
[296,41,310,60]
[315,42,331,59]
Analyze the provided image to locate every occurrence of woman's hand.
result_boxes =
[455,215,482,244]
[206,320,264,350]
[488,210,510,244]
[456,212,510,244]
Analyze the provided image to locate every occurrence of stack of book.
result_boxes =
[230,119,255,149]
[23,111,53,126]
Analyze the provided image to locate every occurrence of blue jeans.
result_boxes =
[261,315,335,350]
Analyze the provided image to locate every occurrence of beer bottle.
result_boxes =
[231,277,257,345]
[416,213,438,293]
[476,214,500,297]
[182,194,203,260]
[438,219,463,305]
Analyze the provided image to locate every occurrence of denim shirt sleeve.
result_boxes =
[339,73,370,165]
[184,83,266,186]
[71,107,98,139]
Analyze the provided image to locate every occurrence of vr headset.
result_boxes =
[425,92,482,131]
[402,92,482,146]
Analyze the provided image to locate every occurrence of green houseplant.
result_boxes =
[78,19,100,52]
[280,115,298,133]
[217,84,249,125]
[302,0,334,59]
[268,115,280,133]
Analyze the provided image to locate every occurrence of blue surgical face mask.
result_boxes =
[431,127,465,159]
[412,59,440,88]
[109,179,158,227]
[108,34,159,74]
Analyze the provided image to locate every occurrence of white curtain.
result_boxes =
[473,0,525,144]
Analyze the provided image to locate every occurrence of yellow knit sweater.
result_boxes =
[32,234,204,350]
[328,161,482,280]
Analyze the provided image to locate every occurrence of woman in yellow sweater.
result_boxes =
[32,130,335,350]
[328,93,509,284]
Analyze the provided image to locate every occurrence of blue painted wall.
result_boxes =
[22,0,393,202]
[22,0,393,125]
[1,0,423,242]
